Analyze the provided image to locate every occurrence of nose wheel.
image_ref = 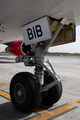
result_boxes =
[10,72,42,112]
[41,70,62,108]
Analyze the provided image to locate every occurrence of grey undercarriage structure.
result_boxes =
[10,16,75,112]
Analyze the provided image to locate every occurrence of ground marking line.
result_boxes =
[30,104,75,120]
[0,83,8,86]
[72,99,80,105]
[0,70,9,72]
[0,90,10,100]
[0,90,77,120]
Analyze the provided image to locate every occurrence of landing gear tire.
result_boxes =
[41,70,62,108]
[10,72,42,113]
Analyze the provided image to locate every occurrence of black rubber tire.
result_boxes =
[10,72,42,113]
[41,70,62,108]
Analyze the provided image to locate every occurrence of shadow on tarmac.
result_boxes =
[0,102,31,120]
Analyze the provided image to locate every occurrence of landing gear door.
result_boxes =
[21,16,52,45]
[51,24,76,46]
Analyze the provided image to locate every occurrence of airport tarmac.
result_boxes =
[0,54,80,120]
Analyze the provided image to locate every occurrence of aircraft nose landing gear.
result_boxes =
[10,16,63,113]
[10,16,75,112]
[10,57,62,112]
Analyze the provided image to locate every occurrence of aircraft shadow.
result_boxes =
[0,102,32,120]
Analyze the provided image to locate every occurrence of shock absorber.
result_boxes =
[34,66,44,85]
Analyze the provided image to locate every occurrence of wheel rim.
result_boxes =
[13,83,26,104]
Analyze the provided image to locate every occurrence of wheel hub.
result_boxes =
[13,83,26,104]
[17,89,23,96]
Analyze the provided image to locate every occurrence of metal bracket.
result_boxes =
[22,55,61,91]
[39,59,61,92]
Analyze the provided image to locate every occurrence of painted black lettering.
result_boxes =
[35,25,43,37]
[27,28,33,40]
[33,27,36,38]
